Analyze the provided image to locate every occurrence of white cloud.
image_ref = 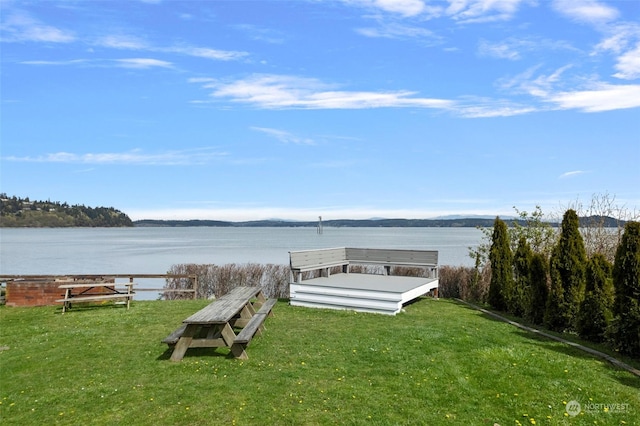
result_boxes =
[478,37,577,61]
[559,170,587,178]
[251,127,316,145]
[1,10,75,43]
[195,74,454,110]
[95,34,247,61]
[96,34,149,50]
[21,59,89,66]
[373,0,426,17]
[447,0,528,24]
[478,39,522,60]
[115,58,173,69]
[552,0,619,25]
[613,43,640,80]
[3,148,227,165]
[166,46,248,61]
[356,22,438,40]
[546,83,640,112]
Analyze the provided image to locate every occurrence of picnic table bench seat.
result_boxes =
[233,298,277,344]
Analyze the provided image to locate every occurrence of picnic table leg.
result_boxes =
[220,323,248,359]
[170,324,199,362]
[62,288,71,314]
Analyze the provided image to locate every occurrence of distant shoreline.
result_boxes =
[1,216,624,229]
[132,216,622,228]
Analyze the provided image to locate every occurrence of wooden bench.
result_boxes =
[163,286,276,360]
[233,298,277,344]
[289,248,439,315]
[56,282,135,313]
[162,324,188,346]
[289,247,438,282]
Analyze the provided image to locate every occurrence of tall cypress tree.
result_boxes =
[512,236,533,317]
[528,252,548,325]
[488,217,513,311]
[610,221,640,355]
[576,254,613,342]
[545,209,586,331]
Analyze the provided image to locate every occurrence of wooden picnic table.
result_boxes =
[56,281,135,313]
[165,286,276,361]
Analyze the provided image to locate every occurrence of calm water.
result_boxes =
[0,227,483,299]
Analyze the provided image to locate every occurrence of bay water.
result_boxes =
[0,227,483,299]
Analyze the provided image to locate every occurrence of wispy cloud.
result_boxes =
[95,34,248,61]
[478,37,577,61]
[1,10,75,43]
[251,127,316,145]
[193,73,453,110]
[355,22,439,41]
[21,59,89,66]
[503,66,640,112]
[234,24,285,44]
[192,73,535,117]
[21,58,173,69]
[344,0,429,17]
[546,83,640,112]
[3,148,227,166]
[115,58,173,69]
[559,170,587,179]
[95,34,149,50]
[612,43,640,80]
[447,0,528,24]
[552,0,619,25]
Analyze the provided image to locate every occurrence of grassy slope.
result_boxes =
[0,299,638,425]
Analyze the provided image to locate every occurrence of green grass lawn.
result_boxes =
[1,298,638,425]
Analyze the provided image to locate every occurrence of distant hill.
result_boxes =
[135,216,624,228]
[0,194,133,228]
[1,194,623,228]
[135,218,518,228]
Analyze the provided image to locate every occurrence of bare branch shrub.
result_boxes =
[163,263,291,300]
[438,265,490,302]
[563,192,639,263]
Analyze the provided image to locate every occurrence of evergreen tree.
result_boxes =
[576,254,613,342]
[488,217,513,311]
[528,252,548,325]
[610,221,640,355]
[545,209,587,332]
[512,236,533,317]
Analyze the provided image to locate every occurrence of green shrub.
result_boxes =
[576,254,613,342]
[610,221,640,355]
[528,252,548,325]
[545,209,586,332]
[512,237,532,317]
[488,217,512,311]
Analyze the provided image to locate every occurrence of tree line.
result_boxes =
[0,194,133,227]
[477,202,638,356]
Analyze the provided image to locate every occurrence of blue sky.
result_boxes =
[1,0,639,221]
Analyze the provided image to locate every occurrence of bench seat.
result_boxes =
[56,293,134,303]
[234,298,277,344]
[162,324,188,346]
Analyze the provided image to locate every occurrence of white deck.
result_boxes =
[290,273,438,315]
